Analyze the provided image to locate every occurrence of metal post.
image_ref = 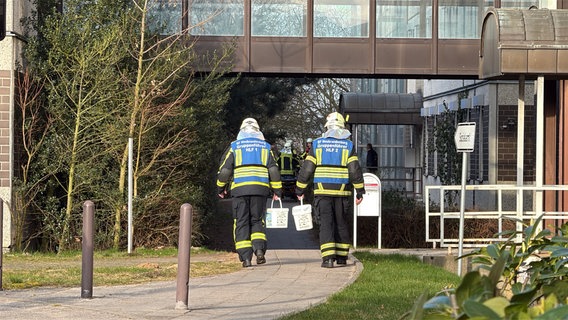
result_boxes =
[0,198,3,291]
[516,77,525,241]
[457,153,468,277]
[535,77,544,219]
[377,180,382,249]
[175,203,192,310]
[128,137,133,254]
[352,124,359,249]
[81,200,94,299]
[353,194,358,249]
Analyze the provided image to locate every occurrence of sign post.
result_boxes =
[454,122,476,276]
[354,173,381,249]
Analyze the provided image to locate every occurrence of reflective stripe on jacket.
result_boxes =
[278,152,296,175]
[232,139,270,188]
[296,137,364,197]
[217,138,282,197]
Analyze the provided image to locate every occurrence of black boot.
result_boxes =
[321,258,334,268]
[256,249,266,265]
[242,259,252,268]
[336,257,347,265]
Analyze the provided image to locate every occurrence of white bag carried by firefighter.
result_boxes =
[265,199,289,228]
[292,198,313,231]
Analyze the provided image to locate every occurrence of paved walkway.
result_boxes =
[1,248,361,320]
[0,199,363,320]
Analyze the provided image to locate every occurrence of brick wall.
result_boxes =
[469,105,489,182]
[498,104,536,182]
[0,70,11,188]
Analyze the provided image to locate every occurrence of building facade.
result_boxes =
[1,0,33,251]
[1,0,564,250]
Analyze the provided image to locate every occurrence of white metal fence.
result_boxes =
[425,184,568,248]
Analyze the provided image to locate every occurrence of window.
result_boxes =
[148,0,183,35]
[189,0,244,36]
[314,0,369,37]
[357,124,410,191]
[438,0,493,39]
[252,0,307,36]
[500,0,539,8]
[377,0,432,38]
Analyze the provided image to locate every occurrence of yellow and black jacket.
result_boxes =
[217,138,282,198]
[296,137,364,198]
[278,151,300,176]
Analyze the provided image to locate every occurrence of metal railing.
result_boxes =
[425,184,568,248]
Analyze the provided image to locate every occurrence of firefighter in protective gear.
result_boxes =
[295,112,365,268]
[217,118,282,267]
[300,138,313,160]
[278,140,300,199]
[278,140,300,176]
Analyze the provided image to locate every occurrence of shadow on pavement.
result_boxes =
[266,199,319,250]
[266,226,319,250]
[206,198,319,251]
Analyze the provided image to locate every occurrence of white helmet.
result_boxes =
[306,138,313,143]
[284,140,292,148]
[324,112,345,129]
[240,118,260,131]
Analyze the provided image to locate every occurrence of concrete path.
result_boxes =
[0,199,363,320]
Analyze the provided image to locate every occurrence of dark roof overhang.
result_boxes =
[339,92,423,125]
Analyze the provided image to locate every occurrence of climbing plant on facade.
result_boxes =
[429,100,468,207]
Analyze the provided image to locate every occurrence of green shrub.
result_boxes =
[403,215,568,319]
[356,189,429,248]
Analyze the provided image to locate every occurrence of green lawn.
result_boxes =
[282,252,460,320]
[1,247,240,289]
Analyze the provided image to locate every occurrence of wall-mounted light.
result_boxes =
[501,118,516,130]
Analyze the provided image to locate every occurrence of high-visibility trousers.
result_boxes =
[313,196,351,260]
[232,195,267,261]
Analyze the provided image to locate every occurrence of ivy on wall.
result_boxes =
[428,98,468,207]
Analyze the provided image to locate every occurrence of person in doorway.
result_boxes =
[366,143,378,174]
[217,118,282,267]
[295,112,365,268]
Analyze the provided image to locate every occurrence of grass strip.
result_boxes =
[2,247,240,290]
[282,252,460,320]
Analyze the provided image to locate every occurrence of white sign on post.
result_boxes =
[454,122,476,277]
[353,173,381,249]
[454,122,476,152]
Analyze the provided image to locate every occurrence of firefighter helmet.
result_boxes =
[324,112,345,129]
[240,118,260,131]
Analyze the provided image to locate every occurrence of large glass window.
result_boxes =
[189,0,244,36]
[314,0,369,37]
[148,0,183,35]
[252,0,307,36]
[500,0,539,8]
[357,124,408,191]
[377,0,432,38]
[353,78,406,93]
[438,0,493,39]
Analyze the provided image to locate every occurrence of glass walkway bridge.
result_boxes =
[148,0,537,78]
